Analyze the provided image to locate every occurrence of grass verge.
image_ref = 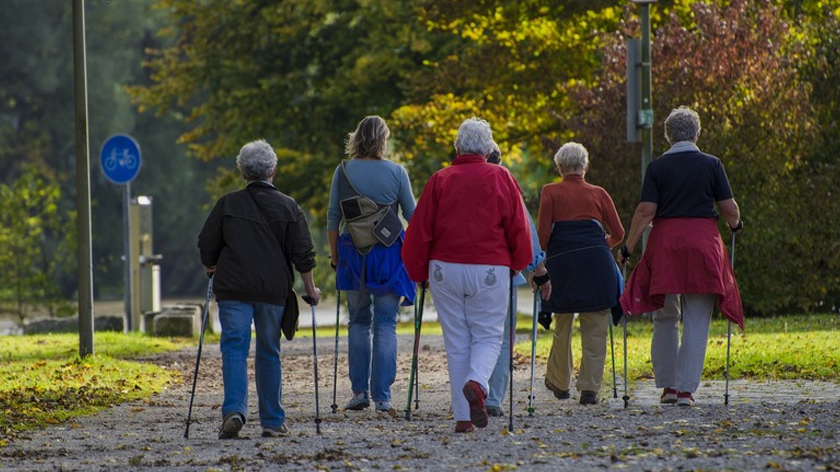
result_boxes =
[0,332,196,446]
[517,313,840,383]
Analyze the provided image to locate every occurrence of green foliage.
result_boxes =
[0,168,75,325]
[564,0,836,314]
[0,333,191,445]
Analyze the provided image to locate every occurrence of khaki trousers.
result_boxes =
[545,309,610,393]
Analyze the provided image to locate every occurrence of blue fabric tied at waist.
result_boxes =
[336,232,416,306]
[543,219,619,314]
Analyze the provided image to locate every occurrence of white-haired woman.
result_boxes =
[620,106,743,407]
[402,117,533,433]
[327,115,416,413]
[199,139,321,439]
[537,142,624,406]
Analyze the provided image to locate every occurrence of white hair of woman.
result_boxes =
[553,142,589,176]
[454,117,494,157]
[664,106,702,144]
[236,139,278,181]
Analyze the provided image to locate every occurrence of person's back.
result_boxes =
[643,150,732,219]
[424,156,527,267]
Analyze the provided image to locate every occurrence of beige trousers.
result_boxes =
[545,309,610,393]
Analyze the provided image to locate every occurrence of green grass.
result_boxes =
[0,333,196,446]
[515,313,840,383]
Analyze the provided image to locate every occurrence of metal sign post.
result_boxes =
[100,134,142,331]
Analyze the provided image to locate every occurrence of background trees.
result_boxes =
[1,0,838,315]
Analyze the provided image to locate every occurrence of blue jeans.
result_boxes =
[218,300,286,429]
[487,287,518,408]
[345,289,400,403]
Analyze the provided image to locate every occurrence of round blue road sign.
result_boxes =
[100,134,142,184]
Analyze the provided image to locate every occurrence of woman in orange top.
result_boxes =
[537,142,624,405]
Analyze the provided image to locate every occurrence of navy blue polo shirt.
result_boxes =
[640,149,733,218]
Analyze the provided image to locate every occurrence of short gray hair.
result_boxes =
[664,106,701,144]
[236,139,277,181]
[346,115,390,160]
[454,117,494,157]
[553,142,589,175]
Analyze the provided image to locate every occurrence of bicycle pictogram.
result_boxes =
[105,148,138,171]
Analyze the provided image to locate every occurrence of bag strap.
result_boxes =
[338,160,363,201]
[338,160,398,211]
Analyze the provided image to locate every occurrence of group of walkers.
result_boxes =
[197,106,743,439]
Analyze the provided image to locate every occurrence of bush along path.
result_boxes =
[1,333,839,471]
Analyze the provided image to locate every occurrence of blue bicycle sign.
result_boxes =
[100,134,142,184]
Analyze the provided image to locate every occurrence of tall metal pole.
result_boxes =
[639,2,654,249]
[640,3,653,177]
[123,182,133,331]
[73,0,94,357]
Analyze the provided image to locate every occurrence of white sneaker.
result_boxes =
[676,392,695,407]
[344,392,370,410]
[261,424,290,437]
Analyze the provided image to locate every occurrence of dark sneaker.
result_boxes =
[455,421,474,433]
[218,412,244,439]
[544,378,571,400]
[462,380,488,428]
[660,388,678,404]
[676,391,695,407]
[580,390,599,405]
[261,424,290,437]
[344,392,370,410]
[486,405,504,417]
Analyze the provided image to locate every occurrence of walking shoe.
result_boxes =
[544,378,571,400]
[486,405,504,417]
[676,391,695,407]
[374,400,391,412]
[261,424,290,437]
[455,421,475,433]
[344,392,370,410]
[660,388,678,404]
[218,412,244,439]
[462,380,489,428]
[579,390,599,405]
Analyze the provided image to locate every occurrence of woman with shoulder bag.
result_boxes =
[327,115,417,413]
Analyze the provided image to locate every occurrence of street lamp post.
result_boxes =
[629,0,656,249]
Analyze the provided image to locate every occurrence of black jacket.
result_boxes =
[198,182,316,305]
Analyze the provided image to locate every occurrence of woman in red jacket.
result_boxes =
[402,117,533,433]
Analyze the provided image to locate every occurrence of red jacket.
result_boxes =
[402,154,533,282]
[619,217,744,329]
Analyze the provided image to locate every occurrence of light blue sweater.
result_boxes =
[327,159,416,231]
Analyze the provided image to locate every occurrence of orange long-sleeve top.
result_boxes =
[537,174,625,250]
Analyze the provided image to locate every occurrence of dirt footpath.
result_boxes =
[1,333,839,471]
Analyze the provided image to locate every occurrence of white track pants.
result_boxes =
[429,260,510,422]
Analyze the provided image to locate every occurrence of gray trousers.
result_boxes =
[651,293,717,393]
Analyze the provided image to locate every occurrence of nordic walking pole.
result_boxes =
[527,291,539,417]
[608,316,618,399]
[414,287,425,411]
[724,233,736,406]
[303,295,322,434]
[405,285,425,420]
[330,290,341,414]
[508,278,515,432]
[184,275,213,439]
[621,261,630,409]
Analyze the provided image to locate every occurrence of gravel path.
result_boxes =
[2,333,839,471]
